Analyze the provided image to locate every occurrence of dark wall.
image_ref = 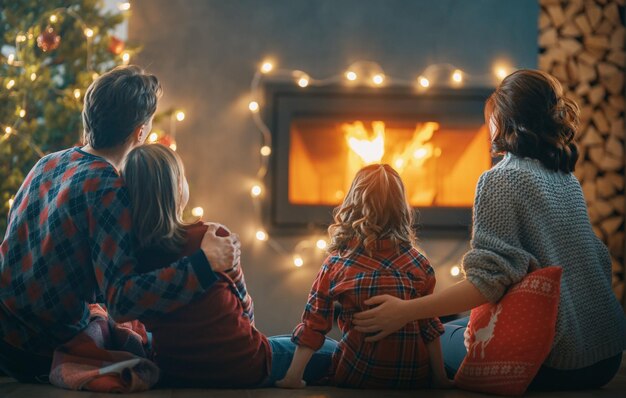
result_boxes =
[130,0,538,336]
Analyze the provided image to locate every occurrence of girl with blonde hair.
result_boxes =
[277,164,451,389]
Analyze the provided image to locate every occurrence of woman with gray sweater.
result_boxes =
[352,69,626,390]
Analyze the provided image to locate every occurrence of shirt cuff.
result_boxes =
[291,323,326,351]
[188,249,218,289]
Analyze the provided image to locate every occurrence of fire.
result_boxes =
[343,121,385,164]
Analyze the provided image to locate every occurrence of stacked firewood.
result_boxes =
[538,0,625,308]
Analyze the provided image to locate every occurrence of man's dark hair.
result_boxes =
[82,65,162,149]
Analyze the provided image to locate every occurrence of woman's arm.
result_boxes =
[275,346,315,389]
[353,279,488,342]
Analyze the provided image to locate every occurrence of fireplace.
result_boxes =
[262,84,494,235]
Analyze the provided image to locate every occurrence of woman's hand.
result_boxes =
[352,295,412,342]
[275,377,306,389]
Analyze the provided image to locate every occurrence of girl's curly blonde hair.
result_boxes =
[327,164,416,256]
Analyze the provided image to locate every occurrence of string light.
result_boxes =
[452,69,463,84]
[18,109,26,118]
[293,255,304,267]
[73,89,81,99]
[248,101,259,113]
[450,265,461,277]
[92,72,99,80]
[8,198,14,209]
[118,2,131,11]
[191,207,204,218]
[260,61,274,74]
[494,64,509,81]
[372,74,384,85]
[255,230,268,241]
[49,14,58,23]
[30,73,37,81]
[251,185,262,197]
[175,111,185,121]
[418,76,430,88]
[169,143,177,151]
[6,80,15,89]
[297,75,309,88]
[7,54,15,65]
[121,51,130,65]
[260,145,271,156]
[4,127,12,135]
[148,132,158,143]
[83,28,94,38]
[16,34,26,42]
[316,239,327,250]
[345,71,357,81]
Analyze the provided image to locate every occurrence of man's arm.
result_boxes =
[88,184,238,322]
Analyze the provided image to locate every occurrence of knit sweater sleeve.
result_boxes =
[462,169,537,303]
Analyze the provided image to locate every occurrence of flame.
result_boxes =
[343,121,385,164]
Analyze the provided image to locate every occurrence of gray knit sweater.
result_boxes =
[462,152,626,370]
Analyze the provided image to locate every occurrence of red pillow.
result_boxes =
[454,266,562,396]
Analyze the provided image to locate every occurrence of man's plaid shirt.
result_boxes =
[292,239,444,388]
[0,147,216,355]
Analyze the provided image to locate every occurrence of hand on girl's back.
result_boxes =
[200,223,241,272]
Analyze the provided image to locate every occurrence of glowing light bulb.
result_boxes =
[118,2,131,11]
[293,255,304,267]
[121,52,130,65]
[316,239,327,250]
[255,230,268,241]
[345,71,357,81]
[260,61,273,74]
[16,35,26,42]
[450,265,461,277]
[175,111,185,121]
[49,14,58,23]
[7,54,14,64]
[8,198,14,208]
[260,146,271,156]
[18,109,26,118]
[169,143,177,151]
[452,69,463,84]
[251,185,262,197]
[5,127,12,134]
[92,72,99,80]
[495,66,508,80]
[418,76,430,88]
[413,148,428,159]
[372,74,384,85]
[394,158,404,169]
[148,132,158,143]
[73,89,81,99]
[248,101,259,112]
[30,73,37,81]
[297,76,309,88]
[191,207,204,218]
[6,79,15,89]
[84,28,94,38]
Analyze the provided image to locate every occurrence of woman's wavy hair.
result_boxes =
[122,144,188,253]
[327,164,416,256]
[487,69,580,173]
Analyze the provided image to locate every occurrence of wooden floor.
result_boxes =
[1,355,625,398]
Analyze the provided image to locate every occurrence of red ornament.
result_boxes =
[37,26,61,52]
[157,134,174,147]
[108,36,125,55]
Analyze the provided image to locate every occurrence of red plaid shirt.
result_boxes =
[292,240,444,389]
[0,147,216,356]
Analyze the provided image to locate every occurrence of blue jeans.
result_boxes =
[259,335,338,387]
[441,316,469,378]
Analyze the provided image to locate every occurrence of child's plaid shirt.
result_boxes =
[292,239,444,388]
[0,147,217,355]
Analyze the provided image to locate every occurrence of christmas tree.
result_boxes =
[0,1,180,238]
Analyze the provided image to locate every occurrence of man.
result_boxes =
[0,65,239,382]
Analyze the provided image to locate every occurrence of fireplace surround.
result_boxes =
[261,83,494,235]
